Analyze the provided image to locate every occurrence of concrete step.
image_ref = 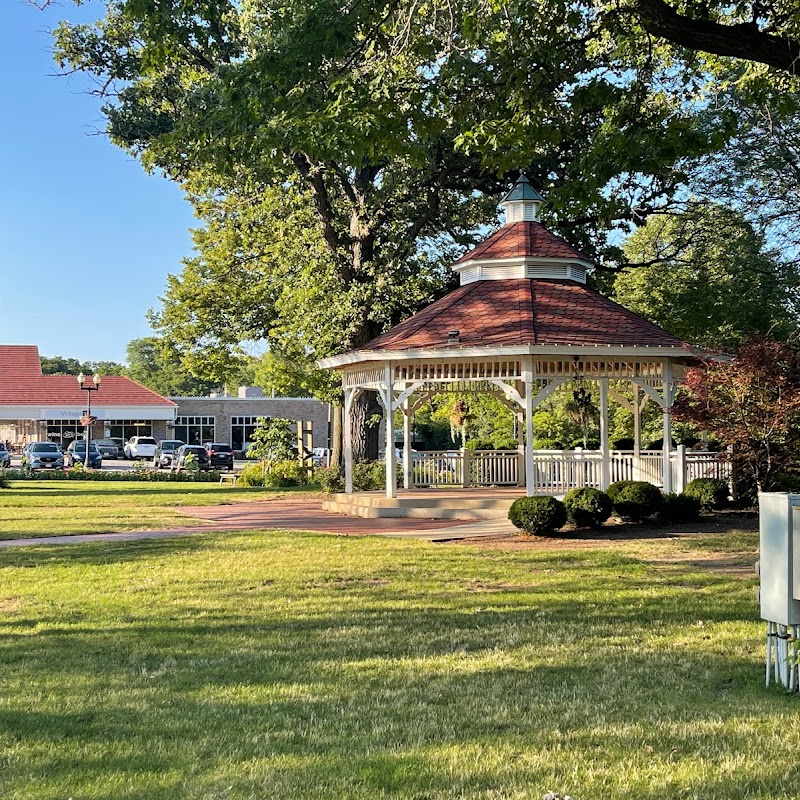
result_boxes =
[328,493,519,510]
[322,496,517,521]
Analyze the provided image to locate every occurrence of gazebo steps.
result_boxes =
[322,491,520,520]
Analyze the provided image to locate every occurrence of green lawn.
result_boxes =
[0,481,316,538]
[1,523,795,799]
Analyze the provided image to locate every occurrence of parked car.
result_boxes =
[203,442,235,471]
[22,441,65,470]
[153,439,185,469]
[124,436,158,460]
[94,439,120,459]
[0,443,10,468]
[171,444,210,472]
[110,438,126,458]
[312,447,331,467]
[66,440,103,468]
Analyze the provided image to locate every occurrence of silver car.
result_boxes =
[22,441,65,470]
[0,445,10,468]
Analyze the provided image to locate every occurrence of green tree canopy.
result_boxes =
[40,356,125,376]
[125,337,219,397]
[51,0,732,457]
[613,204,799,349]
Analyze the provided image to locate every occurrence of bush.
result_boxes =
[611,437,634,451]
[315,466,345,493]
[533,438,563,450]
[0,470,8,489]
[313,461,401,492]
[607,480,663,521]
[238,462,265,487]
[264,459,308,488]
[508,496,567,536]
[659,493,701,523]
[684,478,729,510]
[0,468,221,482]
[563,487,612,528]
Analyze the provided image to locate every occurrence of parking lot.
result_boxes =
[4,454,252,472]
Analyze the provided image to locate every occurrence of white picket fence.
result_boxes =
[410,448,730,492]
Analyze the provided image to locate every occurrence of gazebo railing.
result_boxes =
[409,449,730,491]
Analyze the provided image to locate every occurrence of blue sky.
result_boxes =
[1,1,196,364]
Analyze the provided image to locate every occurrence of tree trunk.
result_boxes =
[330,403,342,468]
[351,390,382,461]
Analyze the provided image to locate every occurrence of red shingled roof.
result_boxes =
[0,345,175,407]
[455,222,591,264]
[361,279,686,351]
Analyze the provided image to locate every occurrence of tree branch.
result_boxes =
[632,0,800,74]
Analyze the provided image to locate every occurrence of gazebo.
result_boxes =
[319,175,713,505]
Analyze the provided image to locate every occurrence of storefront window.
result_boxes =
[173,416,215,445]
[231,416,263,450]
[107,420,153,441]
[45,420,81,449]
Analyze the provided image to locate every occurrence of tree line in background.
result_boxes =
[46,0,800,459]
[40,338,309,399]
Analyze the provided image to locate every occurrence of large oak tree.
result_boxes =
[53,0,725,458]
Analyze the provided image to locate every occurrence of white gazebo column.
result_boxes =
[632,382,641,481]
[383,364,397,498]
[662,360,673,494]
[599,378,610,490]
[343,387,355,494]
[523,358,535,496]
[402,399,412,490]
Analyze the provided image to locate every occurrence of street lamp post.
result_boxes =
[77,372,101,467]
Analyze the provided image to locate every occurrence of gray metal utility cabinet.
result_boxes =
[758,492,800,690]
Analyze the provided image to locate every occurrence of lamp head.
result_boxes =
[77,372,85,388]
[93,373,101,387]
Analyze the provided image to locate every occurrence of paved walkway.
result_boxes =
[0,499,515,548]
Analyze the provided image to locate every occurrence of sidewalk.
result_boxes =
[0,499,515,548]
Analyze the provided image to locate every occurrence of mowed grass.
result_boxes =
[1,524,796,799]
[0,481,316,538]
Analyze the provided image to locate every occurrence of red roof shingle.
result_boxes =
[455,222,591,264]
[361,279,686,351]
[0,346,175,407]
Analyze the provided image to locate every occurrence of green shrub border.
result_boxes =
[0,468,223,483]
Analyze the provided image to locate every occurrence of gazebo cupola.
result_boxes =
[452,173,594,286]
[500,171,544,222]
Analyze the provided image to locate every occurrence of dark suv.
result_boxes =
[203,442,235,471]
[171,444,210,472]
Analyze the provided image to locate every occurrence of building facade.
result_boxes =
[168,393,330,451]
[0,345,177,449]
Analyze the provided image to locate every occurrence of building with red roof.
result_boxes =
[0,345,176,448]
[319,174,708,504]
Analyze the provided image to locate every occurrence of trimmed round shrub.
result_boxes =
[684,478,728,510]
[607,480,663,521]
[659,492,701,523]
[0,471,8,489]
[508,496,567,536]
[563,487,612,528]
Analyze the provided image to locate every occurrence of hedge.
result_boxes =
[0,468,222,482]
